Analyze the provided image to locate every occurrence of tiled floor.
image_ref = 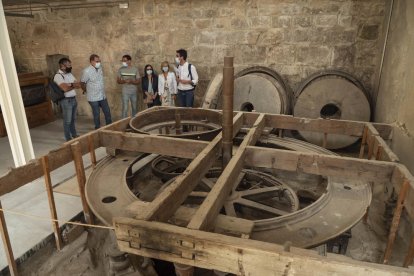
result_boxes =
[0,116,107,271]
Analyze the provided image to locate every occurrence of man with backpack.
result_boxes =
[53,57,81,141]
[175,49,198,107]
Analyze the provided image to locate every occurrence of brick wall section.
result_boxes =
[5,0,385,117]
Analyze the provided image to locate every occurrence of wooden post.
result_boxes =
[41,156,64,250]
[403,235,414,267]
[383,179,410,264]
[359,126,368,159]
[71,142,94,225]
[87,135,97,168]
[376,145,383,161]
[0,201,18,276]
[322,133,328,148]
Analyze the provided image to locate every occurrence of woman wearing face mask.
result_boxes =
[158,61,177,106]
[141,64,160,108]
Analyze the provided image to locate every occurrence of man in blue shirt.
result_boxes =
[81,54,112,129]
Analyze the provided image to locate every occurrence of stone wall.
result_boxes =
[5,0,386,118]
[376,0,414,174]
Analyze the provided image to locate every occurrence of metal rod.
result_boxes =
[71,142,94,225]
[383,179,410,264]
[0,200,17,276]
[41,155,64,251]
[222,56,234,168]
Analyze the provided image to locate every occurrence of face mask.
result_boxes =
[162,66,169,72]
[175,57,180,64]
[146,70,153,75]
[95,62,101,69]
[122,62,128,67]
[66,67,72,73]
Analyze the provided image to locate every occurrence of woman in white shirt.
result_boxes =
[158,61,177,106]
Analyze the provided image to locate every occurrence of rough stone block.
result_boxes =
[257,29,284,45]
[195,19,212,29]
[303,1,340,15]
[332,45,356,67]
[231,18,249,29]
[234,45,267,64]
[258,3,302,16]
[156,3,169,16]
[296,46,331,65]
[266,46,296,65]
[338,15,353,28]
[358,24,379,40]
[248,16,272,29]
[315,15,338,27]
[272,16,292,28]
[294,16,313,28]
[135,35,160,55]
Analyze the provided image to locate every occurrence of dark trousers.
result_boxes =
[177,89,194,107]
[88,98,112,129]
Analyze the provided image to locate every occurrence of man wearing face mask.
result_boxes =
[54,57,81,141]
[117,54,140,118]
[175,49,198,107]
[81,54,112,129]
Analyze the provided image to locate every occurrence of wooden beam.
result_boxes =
[87,134,97,168]
[242,112,393,139]
[101,117,130,131]
[114,218,411,276]
[359,126,368,159]
[0,201,17,276]
[126,201,253,238]
[133,133,223,222]
[71,142,94,225]
[188,114,266,231]
[244,146,395,182]
[41,156,63,251]
[99,130,209,159]
[0,132,100,197]
[383,179,410,264]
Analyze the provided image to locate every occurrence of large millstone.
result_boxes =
[294,71,371,149]
[202,66,292,114]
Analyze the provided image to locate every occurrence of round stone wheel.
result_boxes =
[294,71,371,149]
[204,66,292,114]
[233,74,283,114]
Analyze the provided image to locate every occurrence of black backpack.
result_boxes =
[188,63,196,88]
[48,73,65,104]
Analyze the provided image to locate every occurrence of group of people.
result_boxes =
[54,48,198,141]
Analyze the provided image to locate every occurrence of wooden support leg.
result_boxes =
[71,142,94,225]
[87,135,97,168]
[0,201,18,276]
[383,179,410,264]
[322,133,328,148]
[359,126,368,159]
[41,156,64,250]
[367,136,375,160]
[403,235,414,267]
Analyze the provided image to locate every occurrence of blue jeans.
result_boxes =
[88,98,112,129]
[177,89,194,107]
[122,91,137,118]
[60,97,78,141]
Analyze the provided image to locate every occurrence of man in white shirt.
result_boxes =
[175,49,198,107]
[54,58,81,141]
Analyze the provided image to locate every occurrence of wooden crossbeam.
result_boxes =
[99,130,209,159]
[242,112,393,140]
[114,218,412,276]
[244,146,395,182]
[0,132,100,197]
[187,114,266,231]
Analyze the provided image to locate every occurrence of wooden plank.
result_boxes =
[188,114,266,231]
[392,165,414,220]
[383,179,410,264]
[87,134,97,168]
[244,146,395,182]
[374,135,399,162]
[232,112,244,138]
[99,130,209,159]
[242,112,393,139]
[126,201,253,238]
[359,126,368,159]
[102,117,130,131]
[114,217,411,276]
[133,133,223,222]
[403,235,414,267]
[41,156,64,251]
[71,142,94,225]
[0,132,100,197]
[0,201,17,276]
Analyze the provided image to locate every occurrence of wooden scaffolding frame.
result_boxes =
[0,107,413,275]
